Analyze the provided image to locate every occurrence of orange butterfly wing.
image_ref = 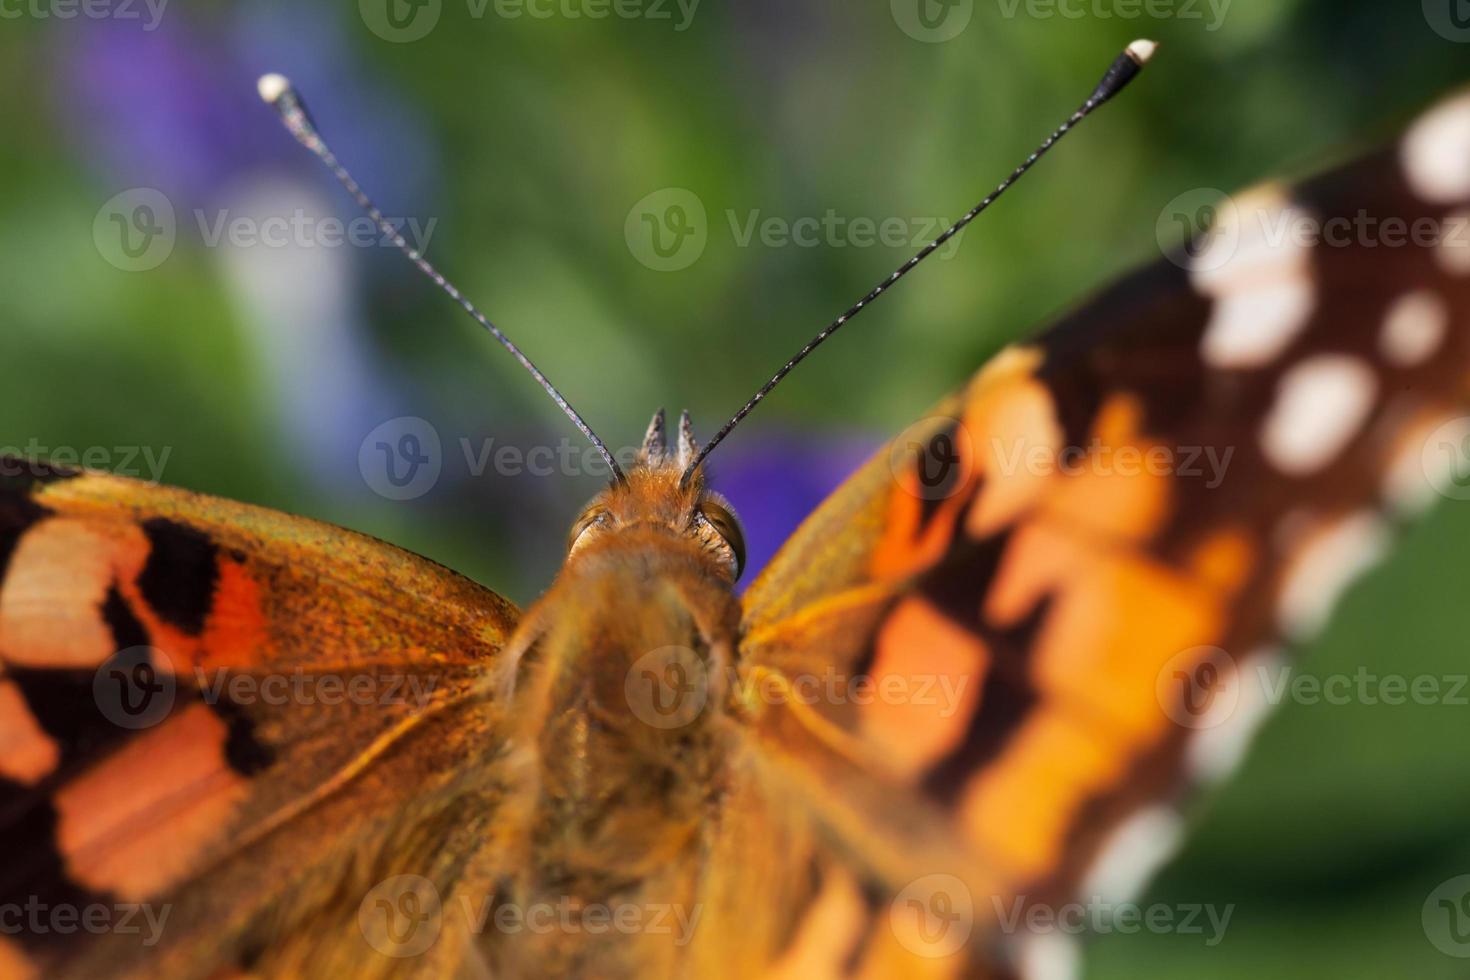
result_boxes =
[0,458,518,978]
[736,92,1470,974]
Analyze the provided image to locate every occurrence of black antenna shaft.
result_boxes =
[682,40,1157,484]
[256,74,627,484]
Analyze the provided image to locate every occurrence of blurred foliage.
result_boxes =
[2,0,1469,974]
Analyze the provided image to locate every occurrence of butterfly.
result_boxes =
[3,37,1470,979]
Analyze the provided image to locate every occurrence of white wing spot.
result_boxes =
[1017,931,1081,980]
[1401,92,1470,204]
[1187,647,1285,784]
[1277,510,1390,640]
[1080,805,1185,908]
[1379,290,1449,367]
[1382,420,1438,516]
[1194,187,1318,369]
[1436,210,1470,276]
[1260,354,1378,477]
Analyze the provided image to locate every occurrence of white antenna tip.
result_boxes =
[1126,39,1158,65]
[257,73,292,105]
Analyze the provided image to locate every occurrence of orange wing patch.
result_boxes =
[0,678,59,784]
[862,597,988,777]
[860,356,1259,888]
[0,518,145,669]
[0,456,518,977]
[1189,528,1256,594]
[742,88,1470,975]
[763,867,870,979]
[0,939,38,980]
[871,417,980,582]
[965,348,1061,539]
[0,512,272,678]
[959,704,1125,883]
[55,702,248,899]
[957,548,1224,882]
[1038,392,1173,542]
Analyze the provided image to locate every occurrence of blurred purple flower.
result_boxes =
[712,430,881,587]
[52,7,441,499]
[57,20,277,209]
[54,6,434,216]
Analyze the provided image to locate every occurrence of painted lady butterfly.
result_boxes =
[2,38,1469,978]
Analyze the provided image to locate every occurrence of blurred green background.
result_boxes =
[2,0,1469,975]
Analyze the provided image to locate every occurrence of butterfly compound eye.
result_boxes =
[567,507,608,556]
[699,496,746,580]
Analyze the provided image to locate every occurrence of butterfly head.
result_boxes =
[566,409,746,581]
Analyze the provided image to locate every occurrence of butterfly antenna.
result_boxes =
[256,73,627,484]
[681,39,1158,486]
